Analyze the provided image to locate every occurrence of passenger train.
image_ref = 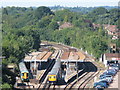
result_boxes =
[48,59,61,84]
[19,62,29,82]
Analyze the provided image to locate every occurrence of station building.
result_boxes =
[102,53,120,67]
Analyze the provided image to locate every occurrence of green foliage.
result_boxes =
[2,8,8,15]
[38,15,53,28]
[2,83,12,89]
[91,7,108,15]
[34,6,54,19]
[53,9,80,23]
[88,7,119,25]
[49,27,109,58]
[49,21,59,30]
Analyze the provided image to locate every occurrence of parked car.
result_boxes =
[107,69,117,74]
[95,85,104,89]
[99,75,113,82]
[94,81,109,88]
[109,64,118,67]
[100,74,112,78]
[103,71,116,76]
[99,78,112,84]
[110,65,119,71]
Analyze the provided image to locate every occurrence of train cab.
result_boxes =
[48,59,61,84]
[21,72,29,82]
[48,75,57,84]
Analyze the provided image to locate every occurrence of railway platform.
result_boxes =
[65,69,77,82]
[64,62,84,83]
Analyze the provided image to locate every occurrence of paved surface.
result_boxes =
[109,70,120,89]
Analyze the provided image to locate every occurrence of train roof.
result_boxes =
[19,62,28,73]
[48,68,59,75]
[48,59,61,75]
[53,59,61,68]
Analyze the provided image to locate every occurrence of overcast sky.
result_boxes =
[1,0,120,7]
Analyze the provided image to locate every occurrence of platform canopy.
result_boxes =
[24,51,53,62]
[60,52,86,62]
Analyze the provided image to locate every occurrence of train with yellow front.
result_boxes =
[48,59,61,84]
[19,62,29,82]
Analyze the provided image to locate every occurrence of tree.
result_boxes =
[38,16,53,28]
[2,8,8,15]
[34,6,54,19]
[2,83,11,89]
[49,21,59,30]
[91,7,108,15]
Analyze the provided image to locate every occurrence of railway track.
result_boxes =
[37,49,62,90]
[36,60,55,89]
[41,41,102,89]
[64,62,100,90]
[43,84,55,90]
[79,70,100,89]
[64,63,87,89]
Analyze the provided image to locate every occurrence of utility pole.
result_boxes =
[76,60,78,82]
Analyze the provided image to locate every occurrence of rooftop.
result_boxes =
[103,25,118,32]
[105,53,120,60]
[59,22,73,30]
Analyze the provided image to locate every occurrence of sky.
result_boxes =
[1,0,120,7]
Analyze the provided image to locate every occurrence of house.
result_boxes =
[103,25,118,35]
[59,22,73,30]
[112,32,120,40]
[102,53,120,67]
[103,24,120,40]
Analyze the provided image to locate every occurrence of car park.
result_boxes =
[94,63,119,89]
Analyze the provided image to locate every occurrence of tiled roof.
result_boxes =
[59,22,73,29]
[105,53,120,58]
[103,25,118,32]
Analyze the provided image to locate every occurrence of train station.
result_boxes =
[15,42,117,89]
[23,49,86,72]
